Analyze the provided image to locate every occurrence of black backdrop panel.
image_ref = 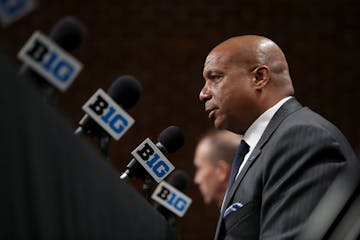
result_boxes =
[0,46,172,240]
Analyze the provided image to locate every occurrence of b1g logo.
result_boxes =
[131,138,174,183]
[17,31,82,91]
[0,0,36,26]
[152,181,192,217]
[82,89,134,140]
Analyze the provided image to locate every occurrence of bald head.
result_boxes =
[200,35,294,133]
[208,35,293,94]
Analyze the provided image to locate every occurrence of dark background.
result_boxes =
[1,0,359,239]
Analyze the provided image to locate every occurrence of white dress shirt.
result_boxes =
[236,96,293,178]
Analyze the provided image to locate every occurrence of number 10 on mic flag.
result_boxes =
[131,138,175,183]
[152,181,192,217]
[82,89,135,140]
[17,31,83,91]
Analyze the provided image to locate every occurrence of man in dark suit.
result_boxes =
[199,35,359,240]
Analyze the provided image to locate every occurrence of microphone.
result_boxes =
[120,126,185,181]
[74,75,142,137]
[18,16,86,97]
[155,170,190,227]
[49,16,87,52]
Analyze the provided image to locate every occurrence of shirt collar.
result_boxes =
[243,96,292,157]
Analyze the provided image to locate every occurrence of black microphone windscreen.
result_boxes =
[49,16,87,52]
[168,170,190,192]
[158,126,185,153]
[107,75,143,110]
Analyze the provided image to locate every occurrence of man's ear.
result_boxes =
[253,65,270,90]
[216,159,231,182]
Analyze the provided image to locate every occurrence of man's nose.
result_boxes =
[199,85,211,102]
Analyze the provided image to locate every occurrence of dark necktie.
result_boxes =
[227,140,250,190]
[215,140,250,239]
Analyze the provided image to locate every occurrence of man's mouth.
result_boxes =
[207,108,217,120]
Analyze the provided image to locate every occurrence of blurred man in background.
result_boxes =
[193,130,242,208]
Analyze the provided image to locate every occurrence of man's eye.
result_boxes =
[210,74,222,81]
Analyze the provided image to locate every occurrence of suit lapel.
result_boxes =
[221,148,261,213]
[221,98,303,211]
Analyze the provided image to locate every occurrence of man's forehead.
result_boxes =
[205,53,220,65]
[204,51,231,70]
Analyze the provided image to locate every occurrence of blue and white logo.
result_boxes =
[152,181,192,217]
[82,89,135,140]
[131,138,175,183]
[17,31,82,91]
[0,0,36,26]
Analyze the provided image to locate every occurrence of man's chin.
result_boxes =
[204,198,212,205]
[214,119,242,134]
[214,119,226,130]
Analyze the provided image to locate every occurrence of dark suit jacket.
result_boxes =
[214,98,359,240]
